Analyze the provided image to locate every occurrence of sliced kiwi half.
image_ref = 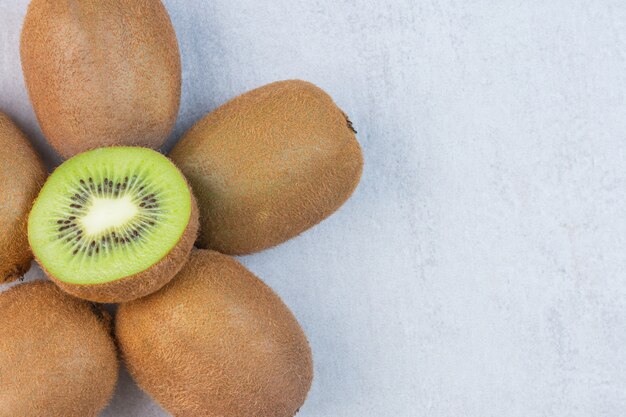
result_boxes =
[28,147,198,303]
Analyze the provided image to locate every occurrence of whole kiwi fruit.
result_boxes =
[116,250,313,417]
[170,80,363,254]
[0,281,118,417]
[20,0,181,158]
[28,147,199,303]
[0,112,46,283]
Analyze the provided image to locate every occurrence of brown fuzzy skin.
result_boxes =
[42,194,199,304]
[0,281,118,417]
[20,0,181,158]
[116,250,313,417]
[0,113,46,283]
[170,80,364,254]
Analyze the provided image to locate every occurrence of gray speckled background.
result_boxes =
[2,1,626,416]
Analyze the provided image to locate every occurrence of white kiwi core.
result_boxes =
[82,195,139,236]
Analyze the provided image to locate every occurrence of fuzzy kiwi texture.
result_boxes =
[170,80,364,255]
[0,112,46,283]
[28,147,198,303]
[20,0,181,158]
[116,250,313,417]
[0,281,118,417]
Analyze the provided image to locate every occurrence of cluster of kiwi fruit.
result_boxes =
[1,0,363,416]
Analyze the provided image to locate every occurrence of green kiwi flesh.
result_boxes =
[28,147,198,303]
[116,250,313,417]
[0,281,118,417]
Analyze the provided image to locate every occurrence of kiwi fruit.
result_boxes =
[0,112,46,283]
[0,280,118,417]
[28,147,198,303]
[116,249,313,417]
[20,0,181,158]
[170,80,363,254]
